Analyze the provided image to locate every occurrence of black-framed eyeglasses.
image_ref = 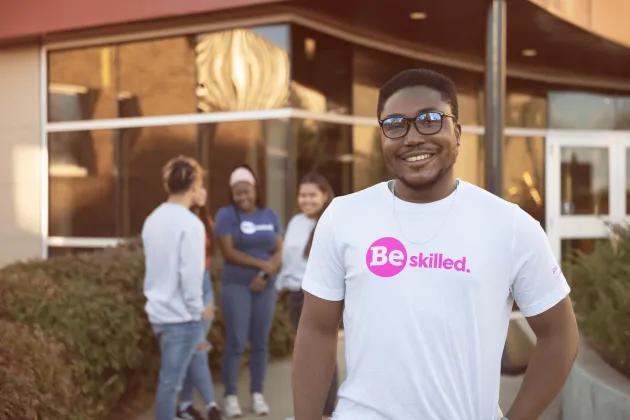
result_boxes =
[378,110,457,139]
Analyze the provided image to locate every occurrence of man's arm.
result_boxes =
[293,292,343,420]
[506,297,579,420]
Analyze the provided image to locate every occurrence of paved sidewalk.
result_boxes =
[138,334,561,420]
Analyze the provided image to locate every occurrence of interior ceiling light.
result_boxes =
[409,12,428,20]
[521,49,538,57]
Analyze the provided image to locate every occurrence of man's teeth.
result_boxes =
[405,154,432,162]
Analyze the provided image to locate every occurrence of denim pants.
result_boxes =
[152,320,202,420]
[221,281,277,396]
[180,320,215,405]
[180,271,216,405]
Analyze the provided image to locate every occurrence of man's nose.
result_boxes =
[402,124,427,146]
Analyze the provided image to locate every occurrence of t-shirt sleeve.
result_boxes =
[213,207,234,237]
[510,207,570,317]
[270,209,282,235]
[301,199,345,301]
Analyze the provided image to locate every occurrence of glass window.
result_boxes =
[419,65,483,126]
[263,119,291,225]
[196,25,290,112]
[352,46,416,118]
[48,36,197,121]
[48,46,118,121]
[549,92,630,130]
[49,129,117,237]
[294,120,353,196]
[121,125,198,235]
[352,125,390,191]
[291,25,352,114]
[117,37,197,117]
[352,46,483,125]
[449,72,483,126]
[454,133,484,187]
[616,97,630,130]
[50,125,199,237]
[200,120,266,219]
[560,147,609,215]
[506,79,548,128]
[199,119,290,225]
[504,136,545,225]
[50,120,292,238]
[507,92,547,128]
[549,92,616,130]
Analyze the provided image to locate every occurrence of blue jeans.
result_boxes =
[152,321,202,420]
[180,320,215,405]
[221,281,277,395]
[180,271,216,405]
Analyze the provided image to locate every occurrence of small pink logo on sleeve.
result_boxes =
[366,237,408,277]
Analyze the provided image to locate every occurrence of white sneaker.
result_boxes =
[251,392,270,415]
[223,395,243,418]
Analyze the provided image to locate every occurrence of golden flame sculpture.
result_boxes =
[195,29,290,112]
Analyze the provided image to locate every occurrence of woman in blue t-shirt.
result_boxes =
[214,165,282,418]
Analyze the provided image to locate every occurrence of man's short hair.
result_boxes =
[377,69,459,120]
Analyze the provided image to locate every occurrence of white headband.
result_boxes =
[229,167,256,187]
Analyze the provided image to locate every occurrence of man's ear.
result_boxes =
[455,123,462,145]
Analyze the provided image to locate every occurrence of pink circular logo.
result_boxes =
[365,237,407,277]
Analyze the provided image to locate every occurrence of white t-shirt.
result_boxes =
[302,180,570,420]
[277,213,317,292]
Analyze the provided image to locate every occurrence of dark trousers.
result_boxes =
[287,290,339,416]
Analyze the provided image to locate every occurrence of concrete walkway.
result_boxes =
[138,335,561,420]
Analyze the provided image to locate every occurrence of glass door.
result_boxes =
[546,131,630,261]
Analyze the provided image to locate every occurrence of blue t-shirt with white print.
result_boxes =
[214,205,281,286]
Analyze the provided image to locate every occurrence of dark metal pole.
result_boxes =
[485,0,506,196]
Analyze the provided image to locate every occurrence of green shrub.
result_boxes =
[0,320,83,420]
[566,224,630,378]
[0,242,155,419]
[0,242,295,419]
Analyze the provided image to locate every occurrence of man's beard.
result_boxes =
[394,158,455,192]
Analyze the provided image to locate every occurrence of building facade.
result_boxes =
[0,0,629,266]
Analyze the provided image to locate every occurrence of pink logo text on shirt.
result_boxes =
[366,237,471,277]
[364,237,408,277]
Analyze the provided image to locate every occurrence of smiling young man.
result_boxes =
[292,69,579,420]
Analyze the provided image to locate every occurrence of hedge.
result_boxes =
[566,224,630,378]
[0,242,294,419]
